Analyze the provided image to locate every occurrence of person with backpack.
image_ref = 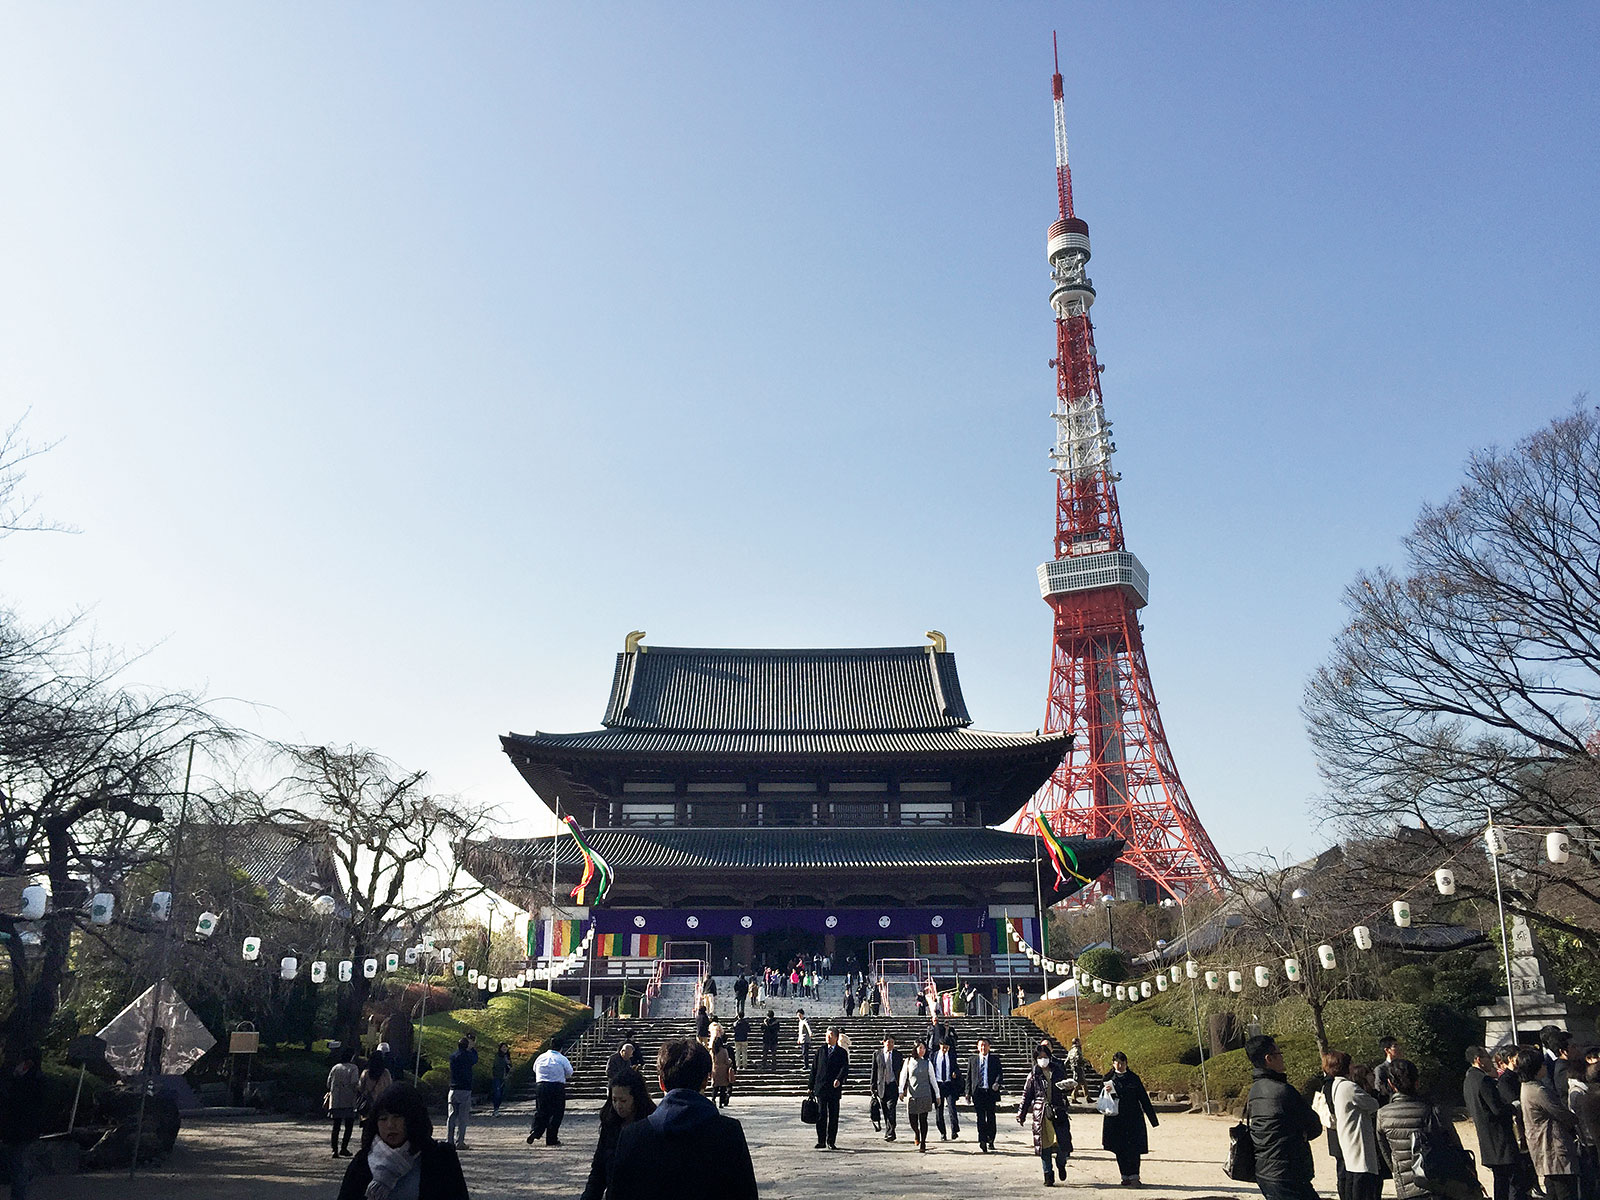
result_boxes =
[1376,1057,1466,1199]
[1244,1034,1322,1200]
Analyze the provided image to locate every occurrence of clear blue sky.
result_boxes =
[2,6,1596,857]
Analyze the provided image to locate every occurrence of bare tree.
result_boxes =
[1305,402,1600,940]
[243,745,492,1046]
[0,415,71,539]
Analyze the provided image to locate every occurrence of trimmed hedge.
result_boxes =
[415,989,591,1104]
[1015,998,1108,1049]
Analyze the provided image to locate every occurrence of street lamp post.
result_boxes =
[1102,894,1115,951]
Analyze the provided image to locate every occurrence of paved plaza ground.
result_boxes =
[13,1098,1499,1200]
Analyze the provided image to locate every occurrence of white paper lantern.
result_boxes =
[338,960,354,982]
[1205,970,1220,990]
[504,976,516,991]
[242,936,261,961]
[404,946,419,965]
[453,961,466,976]
[311,894,337,917]
[1156,975,1169,992]
[1254,965,1272,988]
[1115,985,1126,1000]
[1284,957,1302,982]
[1353,925,1373,950]
[18,885,47,920]
[488,977,500,993]
[1170,965,1181,983]
[1186,960,1199,980]
[310,961,327,983]
[1140,980,1152,998]
[1318,943,1337,969]
[280,956,298,980]
[1548,832,1571,864]
[1392,901,1412,928]
[468,969,479,984]
[90,893,115,925]
[440,947,453,964]
[363,958,378,978]
[1485,826,1508,856]
[149,892,172,922]
[422,933,437,950]
[1228,970,1244,993]
[1435,869,1456,896]
[385,952,400,971]
[196,911,219,937]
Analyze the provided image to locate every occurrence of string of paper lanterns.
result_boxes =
[1012,821,1584,1004]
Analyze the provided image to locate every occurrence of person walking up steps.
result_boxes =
[796,1008,814,1071]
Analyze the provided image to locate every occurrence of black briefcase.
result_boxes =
[801,1096,819,1125]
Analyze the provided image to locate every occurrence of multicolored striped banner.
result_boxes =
[915,932,990,955]
[993,916,1044,955]
[595,933,662,957]
[538,918,581,958]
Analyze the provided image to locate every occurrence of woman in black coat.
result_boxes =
[1100,1051,1160,1186]
[337,1083,469,1200]
[1017,1041,1074,1186]
[581,1067,657,1200]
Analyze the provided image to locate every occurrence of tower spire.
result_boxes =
[1019,47,1227,902]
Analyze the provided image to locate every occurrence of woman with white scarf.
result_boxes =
[337,1083,469,1200]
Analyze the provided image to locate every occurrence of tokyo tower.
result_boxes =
[1015,39,1227,901]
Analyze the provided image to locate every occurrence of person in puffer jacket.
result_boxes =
[1376,1058,1464,1199]
[1244,1035,1323,1200]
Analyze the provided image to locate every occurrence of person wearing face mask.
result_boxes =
[580,1066,657,1200]
[1100,1050,1159,1187]
[337,1083,469,1200]
[1018,1041,1073,1186]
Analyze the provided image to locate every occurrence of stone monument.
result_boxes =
[1478,914,1570,1048]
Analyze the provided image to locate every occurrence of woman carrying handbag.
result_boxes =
[899,1040,939,1153]
[1018,1040,1074,1186]
[1100,1051,1159,1186]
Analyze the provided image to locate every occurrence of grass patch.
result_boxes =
[416,988,590,1103]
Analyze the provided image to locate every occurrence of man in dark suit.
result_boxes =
[1465,1046,1522,1200]
[926,1015,955,1056]
[608,1039,758,1200]
[809,1025,849,1149]
[931,1040,962,1140]
[870,1035,904,1142]
[967,1036,1005,1152]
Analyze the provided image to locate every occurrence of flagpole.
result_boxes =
[549,798,559,992]
[1032,827,1051,999]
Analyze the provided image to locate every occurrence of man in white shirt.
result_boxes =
[526,1041,575,1147]
[796,1008,814,1071]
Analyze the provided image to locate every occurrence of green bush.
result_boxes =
[1077,947,1128,983]
[1082,1003,1199,1074]
[415,989,591,1100]
[40,1062,107,1134]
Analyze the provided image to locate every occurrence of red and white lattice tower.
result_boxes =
[1014,40,1227,901]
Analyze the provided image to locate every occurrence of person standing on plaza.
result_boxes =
[0,1047,45,1200]
[1375,1058,1454,1200]
[1325,1050,1380,1200]
[526,1040,575,1148]
[1466,1046,1521,1200]
[899,1040,939,1153]
[446,1035,478,1149]
[968,1035,1005,1153]
[1372,1036,1402,1104]
[732,1013,751,1072]
[607,1041,759,1200]
[1018,1040,1072,1186]
[336,1082,469,1200]
[842,983,855,1017]
[1518,1048,1581,1200]
[327,1046,361,1157]
[490,1042,512,1117]
[1245,1035,1320,1200]
[762,1010,780,1071]
[810,1025,850,1150]
[871,1035,904,1142]
[931,1038,962,1141]
[580,1066,656,1200]
[1102,1050,1160,1187]
[796,1007,814,1071]
[734,972,748,1019]
[606,1041,640,1083]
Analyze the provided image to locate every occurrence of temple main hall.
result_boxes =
[465,634,1121,993]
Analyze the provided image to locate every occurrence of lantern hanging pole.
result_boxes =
[1487,806,1519,1046]
[1175,893,1211,1114]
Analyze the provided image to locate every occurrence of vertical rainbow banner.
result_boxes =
[595,933,662,957]
[915,932,991,955]
[540,918,580,957]
[993,916,1044,955]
